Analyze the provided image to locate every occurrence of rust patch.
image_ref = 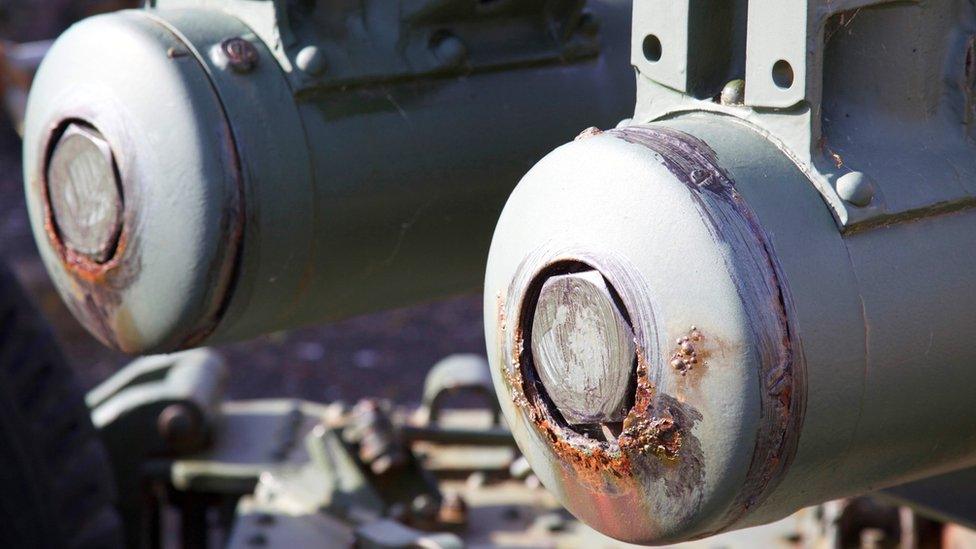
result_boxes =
[40,179,128,282]
[38,176,140,350]
[501,329,629,483]
[608,125,804,529]
[33,118,143,351]
[668,326,707,377]
[620,351,683,461]
[496,248,711,540]
[500,298,702,490]
[220,37,259,73]
[575,126,604,141]
[817,135,845,169]
[33,93,246,351]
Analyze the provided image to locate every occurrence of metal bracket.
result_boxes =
[88,348,228,455]
[632,0,976,231]
[87,349,228,545]
[153,0,601,96]
[415,354,501,427]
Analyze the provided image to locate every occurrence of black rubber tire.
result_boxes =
[0,260,123,548]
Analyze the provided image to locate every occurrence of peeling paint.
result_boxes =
[498,275,705,507]
[492,125,804,541]
[609,125,804,529]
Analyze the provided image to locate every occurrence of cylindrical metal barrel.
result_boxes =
[22,2,634,353]
[483,115,976,544]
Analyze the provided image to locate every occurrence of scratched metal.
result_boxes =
[23,2,637,353]
[485,124,805,543]
[530,270,637,425]
[608,125,804,534]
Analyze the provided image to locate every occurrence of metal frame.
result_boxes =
[631,0,976,230]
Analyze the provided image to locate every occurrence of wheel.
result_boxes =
[0,260,122,548]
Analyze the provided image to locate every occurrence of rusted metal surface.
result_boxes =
[484,122,809,542]
[22,2,636,353]
[33,111,243,352]
[23,13,247,352]
[669,326,706,377]
[35,125,140,349]
[530,270,636,425]
[494,249,708,541]
[44,122,123,264]
[607,125,804,532]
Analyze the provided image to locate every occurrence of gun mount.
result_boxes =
[12,0,976,546]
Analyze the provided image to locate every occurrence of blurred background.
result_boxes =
[0,0,487,407]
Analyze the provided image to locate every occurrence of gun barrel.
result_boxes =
[484,118,976,544]
[22,3,634,353]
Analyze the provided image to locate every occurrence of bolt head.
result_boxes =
[157,402,204,453]
[432,34,466,68]
[220,37,258,73]
[836,170,875,207]
[295,45,326,76]
[530,270,636,425]
[720,79,746,105]
[46,123,122,264]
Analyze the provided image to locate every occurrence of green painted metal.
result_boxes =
[22,0,635,354]
[89,349,228,546]
[24,11,243,353]
[416,354,500,427]
[633,0,976,228]
[80,348,950,546]
[484,0,976,543]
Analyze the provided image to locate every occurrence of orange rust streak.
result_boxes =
[619,350,682,462]
[501,331,686,489]
[41,182,127,281]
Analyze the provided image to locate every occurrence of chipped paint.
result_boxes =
[497,252,706,533]
[501,329,701,485]
[33,112,245,352]
[575,126,604,141]
[490,124,805,542]
[610,125,804,529]
[669,326,706,377]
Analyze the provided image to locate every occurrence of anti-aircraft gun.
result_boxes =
[6,0,976,547]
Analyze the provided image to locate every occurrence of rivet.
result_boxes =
[836,171,876,207]
[431,33,466,68]
[295,45,327,76]
[720,79,746,105]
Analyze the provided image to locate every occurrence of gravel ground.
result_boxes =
[0,93,487,408]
